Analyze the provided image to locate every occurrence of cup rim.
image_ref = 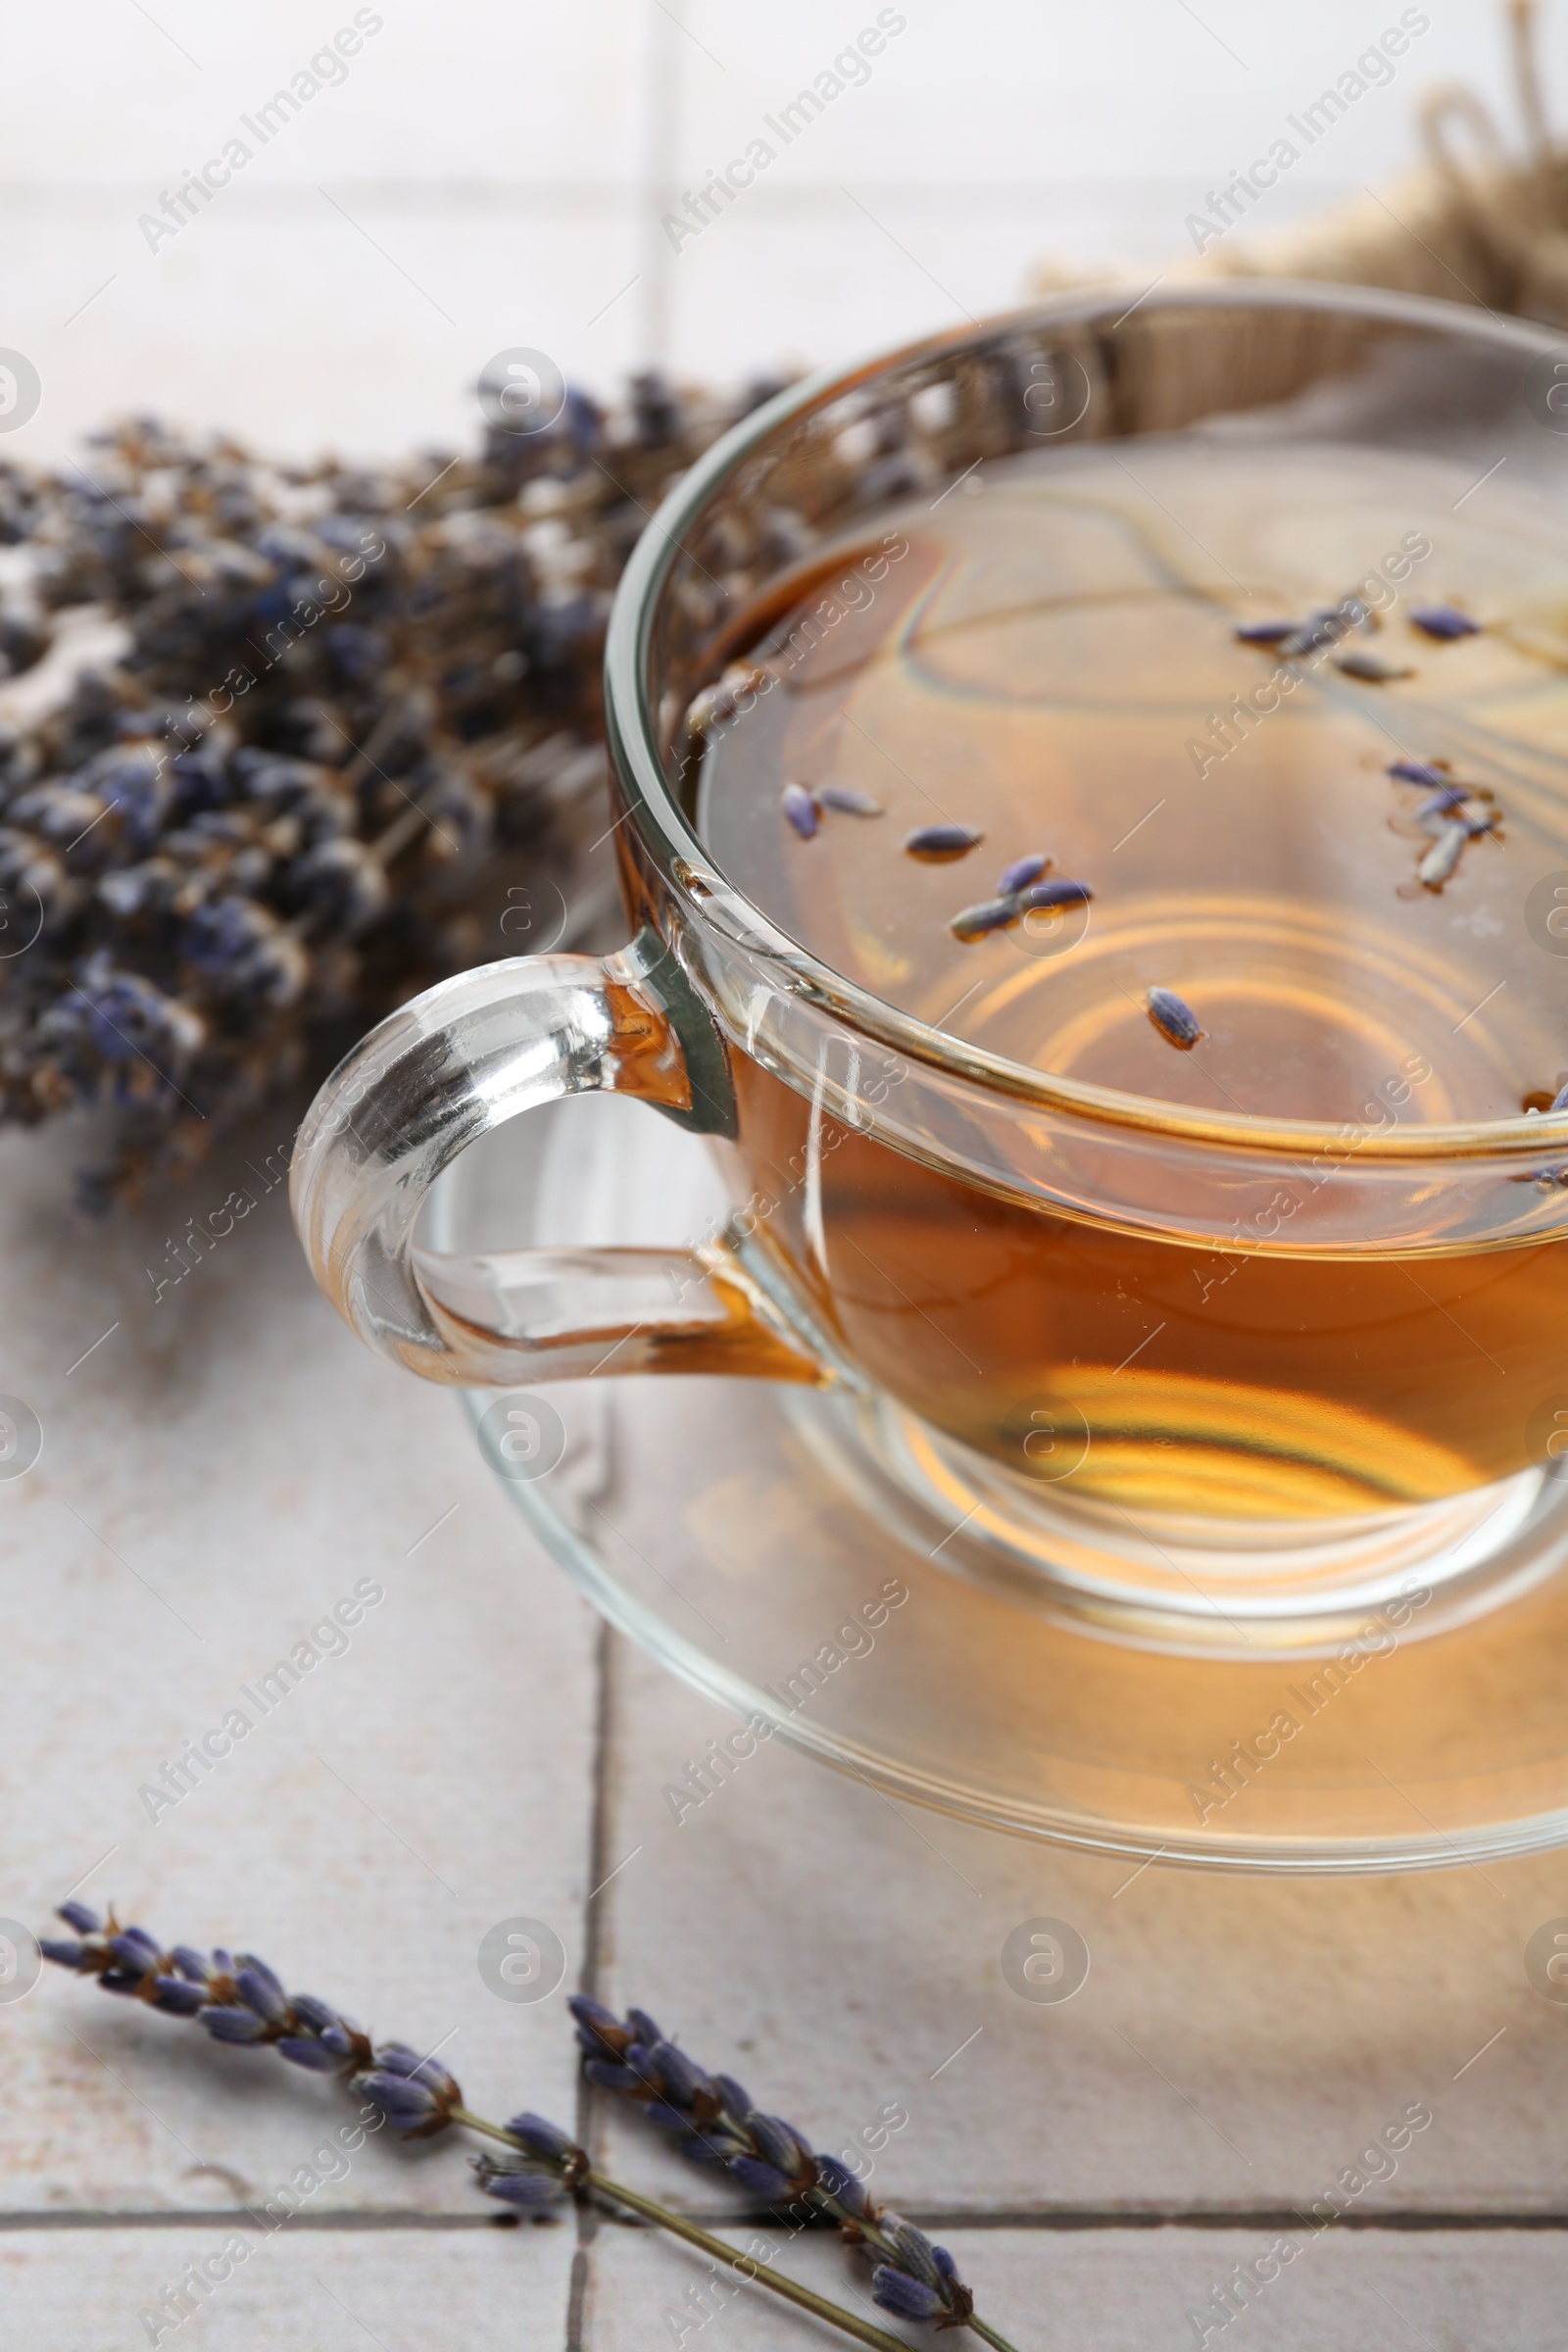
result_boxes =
[604,276,1568,1168]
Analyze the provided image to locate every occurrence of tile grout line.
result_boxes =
[8,2206,1568,2233]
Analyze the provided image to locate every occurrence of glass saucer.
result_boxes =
[427,1094,1568,1875]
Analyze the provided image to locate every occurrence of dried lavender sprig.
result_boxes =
[567,1995,1024,2352]
[40,1907,920,2352]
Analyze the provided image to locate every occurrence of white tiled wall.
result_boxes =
[2,1,1562,461]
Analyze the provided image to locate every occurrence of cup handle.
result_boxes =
[290,926,829,1390]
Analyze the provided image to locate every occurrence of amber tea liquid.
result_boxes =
[694,442,1568,1519]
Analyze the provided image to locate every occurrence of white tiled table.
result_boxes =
[7,7,1568,2343]
[4,1082,1568,2350]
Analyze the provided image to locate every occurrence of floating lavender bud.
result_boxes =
[812,2153,871,2216]
[1233,619,1297,644]
[685,662,772,737]
[1417,820,1469,888]
[781,783,819,840]
[1388,760,1449,787]
[1335,651,1413,683]
[997,852,1051,896]
[1410,604,1482,640]
[1415,786,1469,820]
[871,2267,943,2320]
[816,786,884,817]
[905,823,982,861]
[749,2113,810,2176]
[38,1936,89,1969]
[1016,878,1092,912]
[277,2035,343,2072]
[1147,987,1204,1050]
[1552,1084,1568,1114]
[57,1901,101,1936]
[949,896,1020,942]
[234,1961,288,2023]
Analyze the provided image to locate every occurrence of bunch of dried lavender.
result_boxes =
[0,372,781,1208]
[41,1903,1022,2351]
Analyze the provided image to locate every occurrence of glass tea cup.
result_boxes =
[292,282,1568,1652]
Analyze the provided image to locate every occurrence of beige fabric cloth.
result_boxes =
[1037,1,1568,325]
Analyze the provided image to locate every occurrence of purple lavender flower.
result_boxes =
[203,2007,271,2044]
[649,2039,711,2107]
[474,2159,567,2209]
[871,2266,944,2320]
[473,2112,587,2205]
[1015,877,1092,912]
[568,2000,986,2333]
[749,2113,810,2178]
[355,2043,464,2138]
[505,2112,579,2164]
[234,1958,288,2023]
[567,1993,630,2059]
[151,1978,208,2018]
[713,2073,752,2122]
[996,852,1050,896]
[812,2153,871,2217]
[1410,604,1482,639]
[109,1928,163,1972]
[276,2036,342,2073]
[357,2072,445,2125]
[38,1937,91,1970]
[40,1925,1012,2350]
[730,2154,796,2203]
